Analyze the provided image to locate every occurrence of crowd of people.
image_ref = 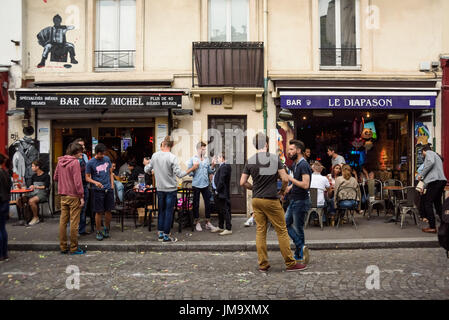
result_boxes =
[0,133,447,271]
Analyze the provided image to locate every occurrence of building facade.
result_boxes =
[6,0,449,214]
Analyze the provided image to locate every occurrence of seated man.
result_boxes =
[16,160,50,226]
[111,162,124,203]
[309,161,331,223]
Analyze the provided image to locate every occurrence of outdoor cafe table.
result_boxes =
[383,185,403,223]
[10,188,32,225]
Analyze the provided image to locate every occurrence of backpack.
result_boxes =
[437,198,449,258]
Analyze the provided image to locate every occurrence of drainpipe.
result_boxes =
[441,56,449,180]
[263,0,268,132]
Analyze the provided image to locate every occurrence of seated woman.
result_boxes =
[326,164,342,217]
[16,160,50,226]
[111,162,124,203]
[334,164,361,214]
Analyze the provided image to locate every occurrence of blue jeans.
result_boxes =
[285,198,310,259]
[114,180,124,203]
[0,201,9,259]
[338,200,359,209]
[78,185,89,234]
[157,191,177,235]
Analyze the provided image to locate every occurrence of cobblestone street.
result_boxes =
[0,248,448,300]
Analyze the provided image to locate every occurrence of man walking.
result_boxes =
[418,144,447,233]
[144,136,199,243]
[86,143,115,241]
[54,142,86,255]
[240,133,307,272]
[187,141,219,232]
[211,152,232,235]
[285,140,312,264]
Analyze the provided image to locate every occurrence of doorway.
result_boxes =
[208,116,247,213]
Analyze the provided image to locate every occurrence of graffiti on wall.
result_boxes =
[36,14,77,68]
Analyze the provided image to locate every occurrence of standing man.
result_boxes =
[240,133,307,272]
[86,143,115,241]
[187,141,219,232]
[211,152,232,235]
[73,138,90,235]
[144,136,199,243]
[304,148,313,165]
[418,144,447,233]
[327,146,346,168]
[54,143,86,255]
[285,140,312,265]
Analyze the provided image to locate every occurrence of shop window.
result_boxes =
[319,0,360,69]
[95,0,136,69]
[209,0,249,42]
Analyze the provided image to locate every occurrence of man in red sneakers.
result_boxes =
[240,133,307,272]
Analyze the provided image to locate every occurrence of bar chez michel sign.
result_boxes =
[16,93,183,109]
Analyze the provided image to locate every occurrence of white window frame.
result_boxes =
[95,0,136,71]
[319,0,361,70]
[208,0,250,42]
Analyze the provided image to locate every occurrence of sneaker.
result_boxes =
[219,229,232,236]
[205,222,216,230]
[195,222,203,232]
[70,248,86,255]
[286,263,308,272]
[158,231,164,242]
[60,249,69,254]
[28,218,40,226]
[163,235,178,243]
[96,231,104,241]
[244,216,255,227]
[102,227,110,239]
[211,227,224,233]
[299,245,310,265]
[259,265,271,273]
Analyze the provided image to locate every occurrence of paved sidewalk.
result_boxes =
[5,211,439,252]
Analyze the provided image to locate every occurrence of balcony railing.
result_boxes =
[192,42,264,87]
[95,50,136,70]
[320,48,361,69]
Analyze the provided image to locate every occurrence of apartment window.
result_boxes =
[319,0,360,69]
[209,0,249,42]
[95,0,136,69]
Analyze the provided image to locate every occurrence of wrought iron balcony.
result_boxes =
[192,42,264,87]
[320,47,361,69]
[95,50,136,70]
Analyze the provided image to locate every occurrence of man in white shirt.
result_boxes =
[310,161,331,224]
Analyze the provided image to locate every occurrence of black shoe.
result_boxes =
[60,250,69,254]
[79,231,91,236]
[71,58,78,64]
[37,59,46,68]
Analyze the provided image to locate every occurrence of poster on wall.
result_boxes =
[415,121,432,172]
[276,121,295,168]
[156,124,168,152]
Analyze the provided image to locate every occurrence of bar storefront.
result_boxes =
[274,80,439,185]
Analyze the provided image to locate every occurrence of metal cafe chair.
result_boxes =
[38,184,54,222]
[113,189,138,232]
[397,186,420,229]
[305,188,325,230]
[384,179,405,220]
[143,187,158,232]
[335,186,359,229]
[365,179,386,220]
[174,187,194,233]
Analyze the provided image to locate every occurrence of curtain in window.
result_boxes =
[340,0,356,66]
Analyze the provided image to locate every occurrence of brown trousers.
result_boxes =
[59,196,82,253]
[252,198,296,269]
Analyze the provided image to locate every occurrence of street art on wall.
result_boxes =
[36,14,78,68]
